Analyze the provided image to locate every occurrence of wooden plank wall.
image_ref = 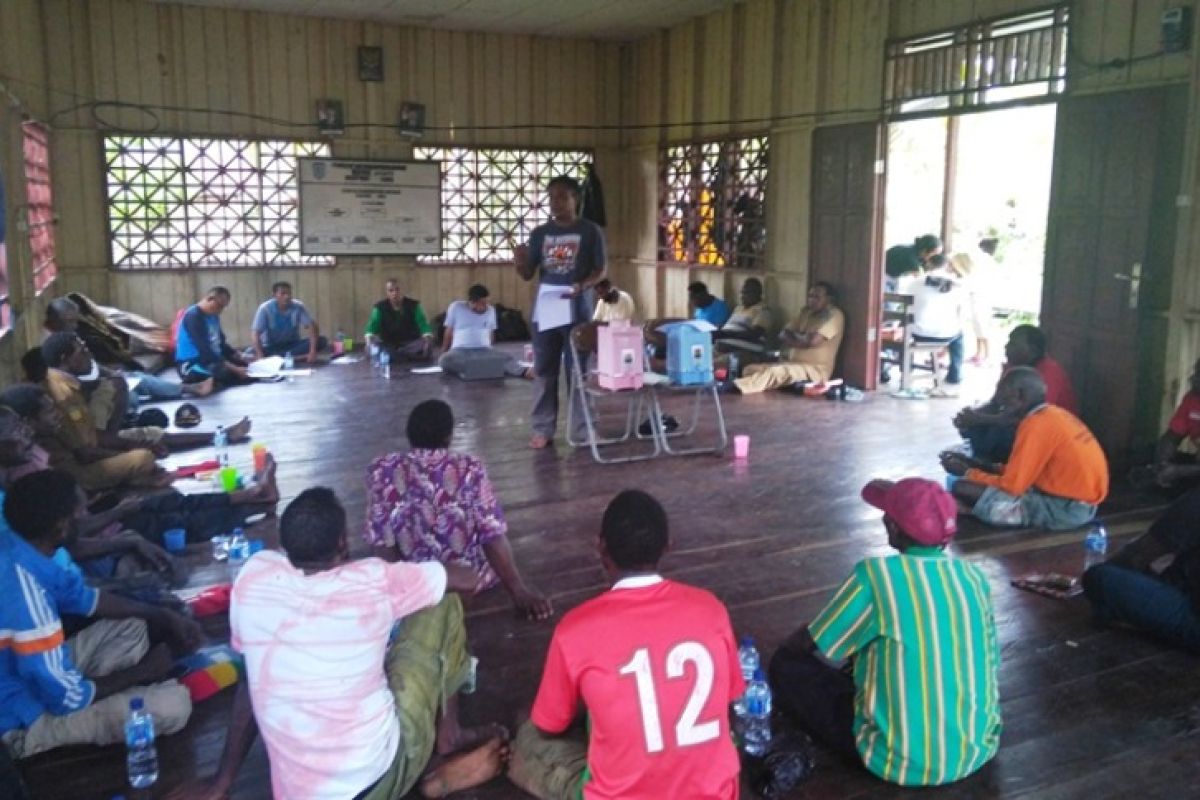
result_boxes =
[0,0,52,384]
[611,0,1193,333]
[30,0,622,344]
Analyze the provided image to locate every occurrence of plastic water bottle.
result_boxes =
[369,342,381,372]
[742,668,772,756]
[125,697,158,788]
[733,636,760,716]
[335,328,346,355]
[1084,523,1109,572]
[380,349,391,380]
[727,352,740,381]
[228,527,249,579]
[213,425,228,466]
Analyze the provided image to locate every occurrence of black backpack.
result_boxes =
[494,304,530,342]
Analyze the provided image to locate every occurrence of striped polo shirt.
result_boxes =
[810,548,1001,786]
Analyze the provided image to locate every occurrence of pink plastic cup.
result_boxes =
[733,434,750,460]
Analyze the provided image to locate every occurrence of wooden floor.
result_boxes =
[19,352,1200,799]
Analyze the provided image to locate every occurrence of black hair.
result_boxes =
[811,281,837,301]
[45,297,80,327]
[271,281,292,294]
[20,348,47,383]
[547,175,582,201]
[0,385,47,420]
[41,332,80,368]
[1009,324,1047,360]
[687,281,709,295]
[407,399,453,450]
[4,470,79,543]
[206,286,231,301]
[594,278,613,291]
[999,365,1048,404]
[927,253,948,268]
[279,487,346,565]
[601,489,669,570]
[467,284,490,302]
[915,234,942,253]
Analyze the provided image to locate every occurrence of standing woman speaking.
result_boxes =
[514,176,608,450]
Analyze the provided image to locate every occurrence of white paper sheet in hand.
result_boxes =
[247,356,284,377]
[411,366,443,374]
[534,284,573,331]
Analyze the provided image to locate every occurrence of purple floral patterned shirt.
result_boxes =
[365,449,506,588]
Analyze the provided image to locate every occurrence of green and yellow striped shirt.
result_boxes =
[810,547,1001,786]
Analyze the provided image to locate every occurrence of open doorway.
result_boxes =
[883,104,1057,370]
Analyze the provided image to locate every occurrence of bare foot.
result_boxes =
[529,435,551,450]
[233,454,279,506]
[437,722,509,757]
[522,368,535,380]
[420,738,508,798]
[182,378,215,397]
[225,417,252,443]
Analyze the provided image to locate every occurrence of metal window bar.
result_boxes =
[104,135,331,269]
[23,121,58,293]
[413,146,591,264]
[657,135,769,269]
[885,4,1068,119]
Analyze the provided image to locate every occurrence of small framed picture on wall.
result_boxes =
[316,99,345,136]
[358,46,384,82]
[399,102,425,138]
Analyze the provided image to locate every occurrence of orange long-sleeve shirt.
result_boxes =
[966,404,1109,505]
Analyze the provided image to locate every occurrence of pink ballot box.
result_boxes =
[597,320,645,390]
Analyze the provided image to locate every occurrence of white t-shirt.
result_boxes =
[445,300,496,350]
[593,290,636,323]
[231,551,447,800]
[903,272,965,339]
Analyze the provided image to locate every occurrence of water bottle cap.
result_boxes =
[130,697,144,711]
[740,636,755,647]
[233,527,244,537]
[753,667,765,681]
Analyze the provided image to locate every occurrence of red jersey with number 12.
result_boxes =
[531,578,744,800]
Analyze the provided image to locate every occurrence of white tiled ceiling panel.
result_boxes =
[147,0,740,39]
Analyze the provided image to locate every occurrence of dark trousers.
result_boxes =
[383,338,433,362]
[1083,563,1200,653]
[768,646,858,761]
[531,324,587,440]
[912,333,964,384]
[963,422,1018,463]
[263,336,329,357]
[177,359,253,387]
[125,491,269,544]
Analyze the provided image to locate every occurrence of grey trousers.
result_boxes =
[531,324,588,440]
[438,347,526,378]
[3,619,192,759]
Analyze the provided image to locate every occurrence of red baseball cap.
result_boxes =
[861,478,957,546]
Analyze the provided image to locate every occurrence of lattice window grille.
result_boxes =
[414,146,591,263]
[105,136,332,269]
[658,135,769,269]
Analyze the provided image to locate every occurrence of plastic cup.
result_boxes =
[211,534,231,562]
[162,528,187,553]
[252,444,269,473]
[219,466,239,493]
[247,538,265,555]
[945,474,961,492]
[523,343,535,362]
[733,434,750,460]
[343,337,354,352]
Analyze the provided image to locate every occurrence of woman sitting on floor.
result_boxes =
[365,399,552,621]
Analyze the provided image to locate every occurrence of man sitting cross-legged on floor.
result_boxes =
[365,278,436,363]
[769,478,1001,787]
[39,333,251,491]
[509,489,744,800]
[732,281,844,394]
[169,487,508,800]
[953,324,1079,463]
[941,366,1109,531]
[437,284,528,378]
[0,470,201,760]
[250,281,328,364]
[175,286,253,389]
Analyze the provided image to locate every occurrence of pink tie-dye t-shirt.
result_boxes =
[230,551,446,800]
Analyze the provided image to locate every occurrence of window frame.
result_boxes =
[412,144,593,266]
[656,133,770,270]
[102,133,333,271]
[23,120,57,295]
[884,4,1069,121]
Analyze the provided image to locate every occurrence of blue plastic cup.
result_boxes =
[248,538,265,555]
[163,528,187,553]
[944,474,961,493]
